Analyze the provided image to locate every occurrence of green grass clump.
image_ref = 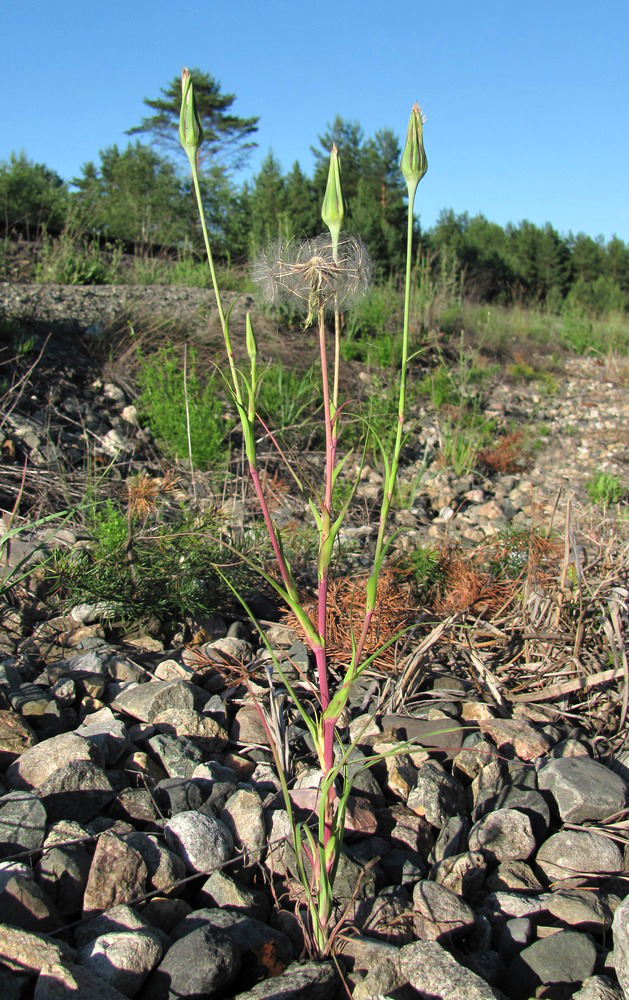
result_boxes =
[50,498,251,627]
[256,362,320,432]
[136,344,231,470]
[586,471,625,508]
[400,545,443,596]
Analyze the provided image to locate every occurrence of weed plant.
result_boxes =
[180,71,431,955]
[35,222,122,285]
[51,490,253,627]
[586,471,625,509]
[136,343,231,470]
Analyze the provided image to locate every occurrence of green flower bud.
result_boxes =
[321,144,344,256]
[245,312,257,361]
[179,68,204,162]
[400,103,427,202]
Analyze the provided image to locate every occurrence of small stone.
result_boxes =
[468,808,536,862]
[152,708,228,750]
[572,975,625,999]
[0,709,37,765]
[612,894,629,998]
[111,679,195,723]
[83,832,148,916]
[75,903,155,949]
[538,757,628,823]
[481,891,551,921]
[123,833,186,896]
[231,959,338,999]
[431,850,487,897]
[220,788,266,862]
[145,924,241,999]
[0,789,47,857]
[485,860,543,892]
[407,762,468,827]
[230,702,271,745]
[0,872,63,932]
[412,879,475,942]
[146,734,204,778]
[505,929,596,999]
[39,760,116,823]
[78,930,163,998]
[399,939,503,998]
[498,918,533,964]
[34,961,129,1000]
[6,732,102,789]
[536,830,624,885]
[198,871,264,917]
[0,924,75,973]
[547,888,613,931]
[153,658,195,681]
[165,811,233,873]
[36,845,91,915]
[479,717,551,761]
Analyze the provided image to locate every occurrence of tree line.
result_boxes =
[1,69,627,315]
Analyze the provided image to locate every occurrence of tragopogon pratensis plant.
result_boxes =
[181,72,428,954]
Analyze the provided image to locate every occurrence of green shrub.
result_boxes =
[136,344,231,470]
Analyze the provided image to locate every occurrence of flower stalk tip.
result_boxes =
[321,144,344,257]
[179,68,204,164]
[400,103,427,204]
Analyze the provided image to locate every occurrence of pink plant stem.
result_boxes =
[317,308,337,851]
[248,463,293,595]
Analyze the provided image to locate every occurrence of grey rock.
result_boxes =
[0,789,47,857]
[536,829,624,885]
[75,903,157,950]
[170,908,294,972]
[498,917,533,964]
[572,975,625,999]
[198,870,266,918]
[430,814,470,863]
[0,872,63,932]
[505,929,597,999]
[165,811,233,872]
[538,756,628,823]
[0,923,76,973]
[144,924,241,999]
[412,879,475,942]
[146,734,204,778]
[39,760,116,823]
[76,710,130,764]
[155,777,204,816]
[407,762,468,827]
[468,807,536,862]
[35,845,91,915]
[233,960,338,999]
[547,888,613,931]
[78,929,163,998]
[123,833,186,896]
[612,894,629,999]
[492,782,552,839]
[6,732,102,789]
[220,787,266,862]
[83,833,148,916]
[431,849,487,897]
[399,939,504,998]
[34,961,129,999]
[485,860,544,892]
[480,891,551,921]
[151,708,228,750]
[111,679,195,723]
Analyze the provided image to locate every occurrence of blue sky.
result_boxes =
[2,0,628,241]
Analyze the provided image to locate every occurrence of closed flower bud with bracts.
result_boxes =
[179,68,204,163]
[321,144,344,256]
[252,233,372,325]
[400,103,427,200]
